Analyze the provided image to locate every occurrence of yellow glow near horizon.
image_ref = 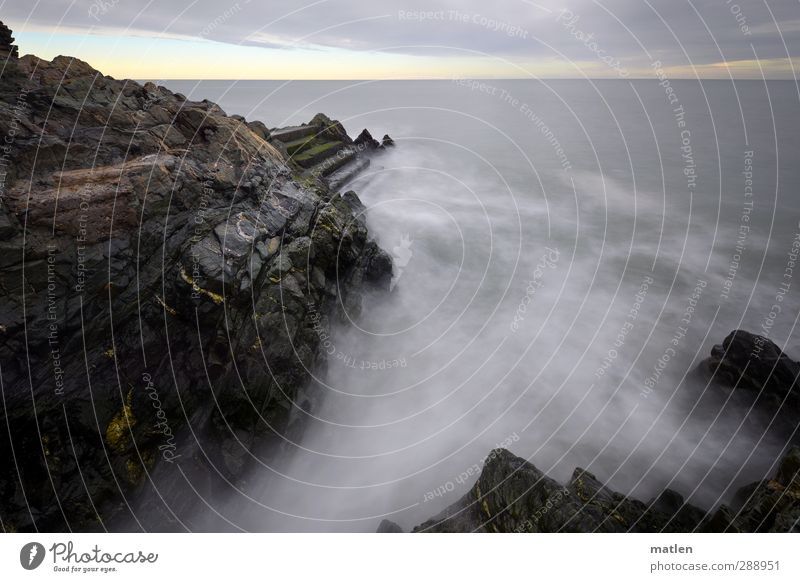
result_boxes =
[11,26,798,80]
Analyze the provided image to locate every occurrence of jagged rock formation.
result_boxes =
[0,21,18,59]
[412,449,707,533]
[696,329,799,441]
[269,115,391,192]
[352,128,381,151]
[411,447,800,533]
[699,329,799,409]
[0,50,391,531]
[703,446,800,532]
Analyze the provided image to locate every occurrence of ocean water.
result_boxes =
[159,79,800,531]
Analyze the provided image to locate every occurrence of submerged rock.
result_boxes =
[0,49,391,531]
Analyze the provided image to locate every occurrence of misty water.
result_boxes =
[156,78,800,531]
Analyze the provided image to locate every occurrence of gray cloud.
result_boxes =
[5,0,800,72]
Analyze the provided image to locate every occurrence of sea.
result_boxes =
[149,78,800,531]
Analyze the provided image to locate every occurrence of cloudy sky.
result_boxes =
[4,0,799,79]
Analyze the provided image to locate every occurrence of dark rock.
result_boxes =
[0,52,392,532]
[697,330,800,441]
[647,489,707,532]
[354,129,381,150]
[699,329,800,406]
[0,204,19,239]
[247,120,270,141]
[413,448,708,533]
[308,113,352,144]
[703,447,800,532]
[381,134,395,147]
[0,21,19,58]
[415,447,800,533]
[376,519,403,533]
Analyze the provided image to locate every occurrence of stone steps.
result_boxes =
[270,124,318,143]
[307,147,357,178]
[282,135,318,155]
[327,157,370,190]
[293,141,346,169]
[270,114,393,189]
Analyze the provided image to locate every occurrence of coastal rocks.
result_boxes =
[269,115,389,189]
[412,447,800,533]
[353,128,381,150]
[703,447,800,532]
[376,519,403,533]
[268,116,395,193]
[413,449,707,533]
[698,329,799,409]
[0,45,391,531]
[354,128,395,150]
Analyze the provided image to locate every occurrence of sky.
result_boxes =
[3,0,799,79]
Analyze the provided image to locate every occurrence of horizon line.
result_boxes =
[139,77,798,82]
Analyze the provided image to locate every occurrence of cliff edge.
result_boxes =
[0,45,390,531]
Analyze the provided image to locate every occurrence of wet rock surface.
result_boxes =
[702,446,800,532]
[699,329,800,409]
[0,52,390,531]
[412,447,800,533]
[412,449,707,532]
[696,329,800,440]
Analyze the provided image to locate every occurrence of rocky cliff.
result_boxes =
[0,50,391,531]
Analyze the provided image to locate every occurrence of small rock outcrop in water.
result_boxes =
[0,45,391,531]
[698,329,799,408]
[376,519,403,533]
[411,447,800,533]
[353,128,381,150]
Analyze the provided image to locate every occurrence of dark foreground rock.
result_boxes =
[698,329,799,409]
[412,449,707,532]
[411,447,800,533]
[703,446,800,532]
[0,45,390,531]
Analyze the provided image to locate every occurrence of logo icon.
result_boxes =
[390,234,414,291]
[20,542,46,570]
